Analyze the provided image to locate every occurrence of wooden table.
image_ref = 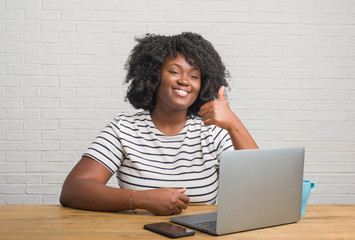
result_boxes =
[0,205,354,239]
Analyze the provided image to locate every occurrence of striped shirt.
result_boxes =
[83,111,233,204]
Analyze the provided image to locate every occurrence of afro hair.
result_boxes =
[124,32,229,117]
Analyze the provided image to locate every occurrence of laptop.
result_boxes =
[171,147,305,235]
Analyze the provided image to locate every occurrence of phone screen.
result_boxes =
[144,222,195,238]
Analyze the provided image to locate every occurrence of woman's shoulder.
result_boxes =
[114,110,150,122]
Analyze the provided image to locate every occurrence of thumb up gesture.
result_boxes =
[198,86,236,131]
[199,86,258,150]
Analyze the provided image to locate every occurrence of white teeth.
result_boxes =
[175,89,188,96]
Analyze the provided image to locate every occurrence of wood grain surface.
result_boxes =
[0,205,354,240]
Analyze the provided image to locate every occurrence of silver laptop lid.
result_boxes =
[216,147,304,235]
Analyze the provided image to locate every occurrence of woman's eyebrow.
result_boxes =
[168,63,200,71]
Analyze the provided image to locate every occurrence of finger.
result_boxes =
[218,86,226,102]
[176,187,186,194]
[198,100,217,116]
[178,192,190,205]
[172,207,183,215]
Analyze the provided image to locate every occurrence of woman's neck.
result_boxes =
[150,108,188,136]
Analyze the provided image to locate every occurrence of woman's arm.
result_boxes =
[198,86,258,150]
[60,156,189,215]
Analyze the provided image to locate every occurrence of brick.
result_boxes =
[6,64,40,75]
[147,24,182,35]
[77,23,112,33]
[284,3,316,14]
[94,33,132,44]
[77,109,110,120]
[76,66,111,77]
[111,0,147,11]
[6,21,40,32]
[60,99,93,109]
[59,78,93,88]
[61,141,90,151]
[112,23,146,33]
[6,109,40,119]
[23,141,59,151]
[148,1,183,11]
[305,162,355,173]
[26,184,60,194]
[59,120,93,129]
[94,99,123,109]
[60,162,77,173]
[0,175,6,184]
[0,185,25,194]
[111,44,132,56]
[6,0,40,9]
[0,163,25,173]
[23,76,59,87]
[6,195,42,205]
[0,142,23,151]
[41,43,76,54]
[24,120,58,130]
[60,55,94,65]
[26,162,60,173]
[76,88,111,98]
[41,22,76,32]
[42,152,76,162]
[182,24,216,35]
[0,10,25,20]
[0,99,22,108]
[41,65,75,76]
[78,0,113,10]
[43,195,60,205]
[215,2,248,12]
[6,131,40,141]
[24,99,58,109]
[133,12,164,22]
[0,196,5,205]
[41,130,76,140]
[6,174,41,184]
[7,152,40,162]
[314,111,348,122]
[41,88,75,98]
[43,0,76,9]
[25,54,58,64]
[77,130,100,140]
[5,87,39,98]
[0,76,21,87]
[61,10,96,21]
[59,33,93,43]
[26,10,60,20]
[42,109,76,119]
[96,11,131,21]
[77,45,110,55]
[42,173,67,184]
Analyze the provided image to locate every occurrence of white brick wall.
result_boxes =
[1,0,355,205]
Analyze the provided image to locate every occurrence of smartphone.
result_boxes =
[144,222,195,238]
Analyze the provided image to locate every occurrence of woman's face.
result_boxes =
[155,52,201,113]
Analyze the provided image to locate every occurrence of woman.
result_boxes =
[60,32,258,216]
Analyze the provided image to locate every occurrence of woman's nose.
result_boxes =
[178,74,189,86]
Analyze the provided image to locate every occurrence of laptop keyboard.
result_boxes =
[193,220,217,230]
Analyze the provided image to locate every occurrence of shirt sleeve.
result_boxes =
[83,117,124,174]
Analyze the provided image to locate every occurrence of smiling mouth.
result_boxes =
[173,88,189,97]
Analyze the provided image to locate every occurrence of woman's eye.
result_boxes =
[191,76,198,79]
[169,71,179,75]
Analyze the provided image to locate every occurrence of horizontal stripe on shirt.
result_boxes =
[83,110,233,205]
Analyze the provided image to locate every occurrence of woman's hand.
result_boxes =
[198,86,258,150]
[198,86,237,131]
[135,188,189,216]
